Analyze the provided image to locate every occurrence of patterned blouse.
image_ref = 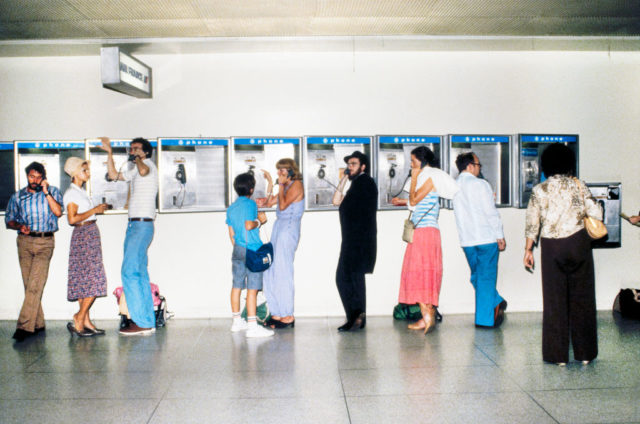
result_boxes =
[525,175,603,241]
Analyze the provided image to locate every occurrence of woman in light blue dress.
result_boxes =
[261,159,304,329]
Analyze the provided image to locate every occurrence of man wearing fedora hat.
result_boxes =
[5,161,63,342]
[332,151,378,332]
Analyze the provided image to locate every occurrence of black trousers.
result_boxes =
[540,229,598,363]
[336,256,366,320]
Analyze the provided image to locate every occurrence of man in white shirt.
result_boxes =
[100,137,158,336]
[453,152,507,328]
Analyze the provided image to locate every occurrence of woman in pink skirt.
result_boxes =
[393,146,458,334]
[62,157,110,337]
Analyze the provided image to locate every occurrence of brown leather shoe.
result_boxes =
[119,322,156,336]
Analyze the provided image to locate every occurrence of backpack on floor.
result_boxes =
[613,289,640,320]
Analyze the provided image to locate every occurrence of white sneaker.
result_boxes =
[230,319,248,332]
[245,325,274,338]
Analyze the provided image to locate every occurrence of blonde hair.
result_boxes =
[276,158,302,180]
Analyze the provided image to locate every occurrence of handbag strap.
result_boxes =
[413,201,437,227]
[573,177,589,218]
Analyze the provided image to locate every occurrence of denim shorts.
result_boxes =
[232,244,263,290]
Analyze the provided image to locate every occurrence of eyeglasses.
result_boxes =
[347,161,360,167]
[471,162,482,168]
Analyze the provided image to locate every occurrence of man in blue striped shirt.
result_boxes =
[5,161,63,342]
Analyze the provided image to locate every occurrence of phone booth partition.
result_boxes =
[158,138,229,213]
[230,137,301,207]
[375,135,443,210]
[16,140,85,197]
[446,135,513,207]
[86,138,158,214]
[517,134,579,208]
[303,136,373,211]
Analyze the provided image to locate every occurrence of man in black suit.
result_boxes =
[332,151,378,332]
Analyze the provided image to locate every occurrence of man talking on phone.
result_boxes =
[332,151,378,332]
[5,162,63,342]
[100,137,159,336]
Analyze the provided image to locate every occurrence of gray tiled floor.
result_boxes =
[1,312,639,424]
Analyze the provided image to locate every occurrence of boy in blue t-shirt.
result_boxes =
[225,173,274,338]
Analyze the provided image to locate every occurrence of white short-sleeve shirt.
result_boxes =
[63,184,96,223]
[122,159,158,219]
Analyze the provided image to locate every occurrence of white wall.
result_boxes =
[1,46,639,320]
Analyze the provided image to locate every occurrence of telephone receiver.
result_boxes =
[287,168,295,179]
[317,164,326,179]
[388,163,397,179]
[128,154,137,162]
[33,177,46,192]
[175,164,187,184]
[344,168,350,177]
[247,165,255,176]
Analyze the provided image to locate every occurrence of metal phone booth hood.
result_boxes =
[446,135,514,207]
[303,136,374,211]
[230,137,301,206]
[517,134,579,208]
[86,138,158,214]
[376,135,443,210]
[0,141,16,212]
[158,138,229,213]
[587,182,622,249]
[16,140,85,197]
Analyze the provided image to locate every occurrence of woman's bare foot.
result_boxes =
[280,316,294,324]
[73,313,85,332]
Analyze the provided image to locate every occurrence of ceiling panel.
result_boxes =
[0,0,638,41]
[95,19,213,38]
[66,0,201,20]
[0,0,86,22]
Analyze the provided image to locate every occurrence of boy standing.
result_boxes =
[226,173,274,338]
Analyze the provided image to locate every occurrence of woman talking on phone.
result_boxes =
[62,157,110,337]
[260,159,304,329]
[392,146,458,334]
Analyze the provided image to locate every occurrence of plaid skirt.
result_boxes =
[67,221,108,301]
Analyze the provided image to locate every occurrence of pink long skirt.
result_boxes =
[398,226,443,306]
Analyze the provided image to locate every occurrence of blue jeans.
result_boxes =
[462,243,503,327]
[121,221,155,328]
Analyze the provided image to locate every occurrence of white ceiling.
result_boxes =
[1,0,639,56]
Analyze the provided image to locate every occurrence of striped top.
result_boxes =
[5,186,63,232]
[412,190,440,229]
[122,159,158,219]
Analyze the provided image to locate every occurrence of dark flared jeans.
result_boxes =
[540,229,598,363]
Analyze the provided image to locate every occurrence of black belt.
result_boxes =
[129,218,153,222]
[22,232,54,238]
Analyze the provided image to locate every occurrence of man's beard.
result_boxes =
[348,169,361,180]
[29,182,40,190]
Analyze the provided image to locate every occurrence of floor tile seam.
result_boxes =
[526,386,640,393]
[161,394,348,400]
[341,389,527,397]
[519,388,563,424]
[337,363,354,424]
[337,364,502,371]
[145,366,179,424]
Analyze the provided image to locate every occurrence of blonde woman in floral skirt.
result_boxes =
[63,157,110,337]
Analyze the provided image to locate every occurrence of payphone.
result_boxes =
[86,138,158,213]
[16,140,85,196]
[303,136,373,211]
[376,135,442,210]
[0,142,15,211]
[587,182,621,248]
[158,138,229,212]
[517,134,579,208]
[230,137,301,205]
[446,135,513,207]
